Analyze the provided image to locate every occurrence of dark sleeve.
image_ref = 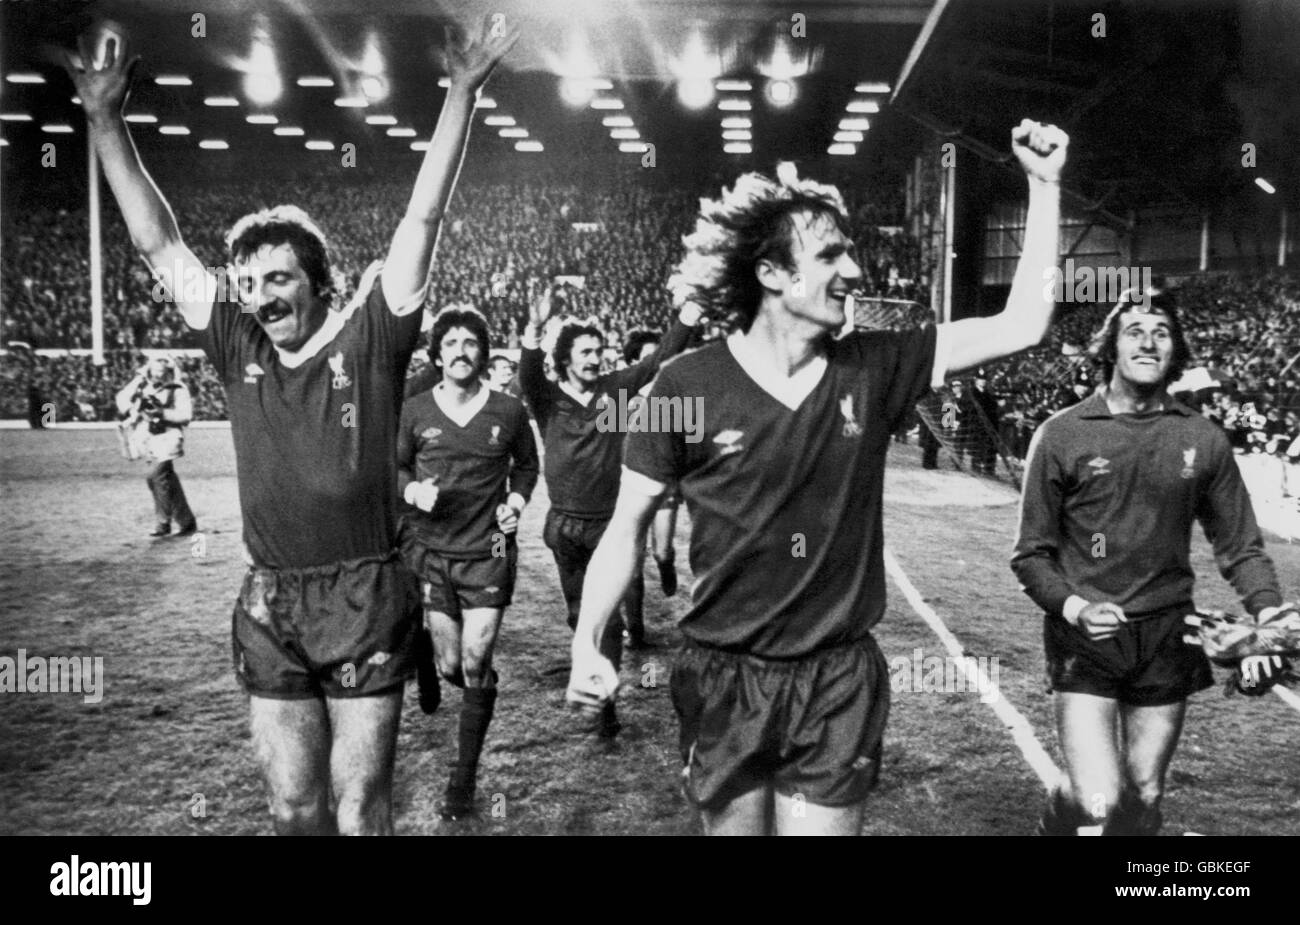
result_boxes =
[358,262,424,374]
[396,400,418,500]
[192,293,253,381]
[623,363,686,486]
[1196,432,1283,616]
[847,325,938,433]
[606,318,693,394]
[519,345,552,422]
[507,400,540,502]
[1010,422,1077,617]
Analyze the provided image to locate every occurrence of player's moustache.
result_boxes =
[256,299,293,323]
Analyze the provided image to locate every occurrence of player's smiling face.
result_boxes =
[1113,309,1174,389]
[235,243,327,353]
[567,335,604,387]
[768,210,861,332]
[438,326,485,386]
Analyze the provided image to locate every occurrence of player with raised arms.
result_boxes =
[568,121,1069,835]
[65,16,517,835]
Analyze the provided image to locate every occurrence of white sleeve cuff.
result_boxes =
[507,492,528,512]
[1062,594,1089,625]
[521,327,542,350]
[384,282,428,317]
[931,324,953,389]
[620,466,668,498]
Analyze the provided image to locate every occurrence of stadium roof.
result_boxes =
[890,0,1300,218]
[3,0,1294,216]
[0,0,929,179]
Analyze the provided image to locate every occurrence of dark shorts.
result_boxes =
[401,530,518,613]
[542,509,611,624]
[231,552,421,700]
[671,636,890,812]
[542,509,610,558]
[1044,603,1214,706]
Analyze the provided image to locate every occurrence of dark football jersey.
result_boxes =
[397,386,539,557]
[196,265,422,568]
[519,319,692,517]
[625,326,937,658]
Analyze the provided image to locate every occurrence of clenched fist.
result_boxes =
[1011,119,1069,185]
[404,478,440,513]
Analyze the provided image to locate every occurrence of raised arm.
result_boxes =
[942,120,1068,375]
[518,284,559,418]
[606,303,703,394]
[381,15,519,312]
[64,32,214,330]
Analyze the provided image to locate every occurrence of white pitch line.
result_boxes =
[1272,682,1300,715]
[884,547,1061,790]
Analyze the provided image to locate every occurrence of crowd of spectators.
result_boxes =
[980,273,1300,461]
[6,172,1297,459]
[1,172,926,420]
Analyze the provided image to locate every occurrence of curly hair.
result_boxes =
[668,163,850,332]
[428,305,492,377]
[1088,286,1192,387]
[225,205,336,304]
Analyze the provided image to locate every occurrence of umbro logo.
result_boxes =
[714,429,745,456]
[489,425,501,446]
[243,363,265,384]
[1087,456,1111,476]
[421,427,442,442]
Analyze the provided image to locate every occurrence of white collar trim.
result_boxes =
[434,381,490,427]
[273,300,358,369]
[558,380,595,407]
[726,330,827,411]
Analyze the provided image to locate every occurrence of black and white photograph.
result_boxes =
[1,0,1298,866]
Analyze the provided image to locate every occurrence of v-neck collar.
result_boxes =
[726,331,828,411]
[558,380,596,408]
[433,381,490,428]
[272,299,356,369]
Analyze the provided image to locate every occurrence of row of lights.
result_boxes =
[715,80,753,155]
[0,72,540,153]
[4,70,891,159]
[828,82,888,156]
[581,83,646,156]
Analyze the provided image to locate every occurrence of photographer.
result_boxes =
[115,357,197,537]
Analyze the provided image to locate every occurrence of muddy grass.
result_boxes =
[1,429,1296,835]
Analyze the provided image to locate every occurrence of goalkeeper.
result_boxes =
[1011,287,1288,837]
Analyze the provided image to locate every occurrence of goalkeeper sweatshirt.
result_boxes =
[1011,390,1282,619]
